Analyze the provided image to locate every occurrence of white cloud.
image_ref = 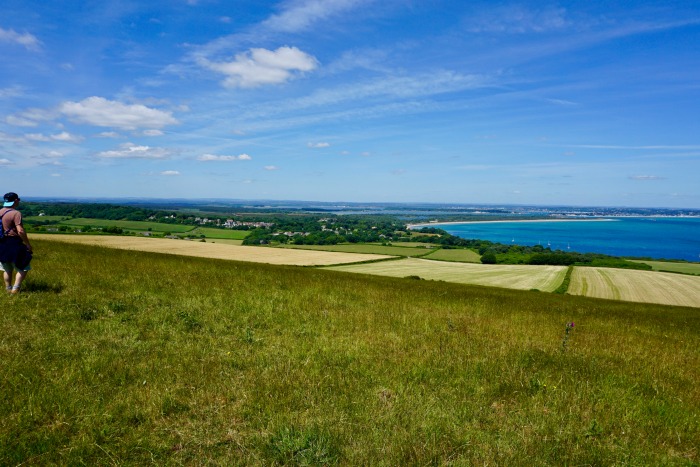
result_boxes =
[0,158,12,165]
[629,175,665,181]
[6,115,39,127]
[262,0,373,33]
[197,153,252,161]
[60,97,178,130]
[0,27,41,50]
[204,46,318,88]
[142,129,164,136]
[51,173,61,177]
[264,165,279,171]
[24,131,82,143]
[96,142,171,159]
[160,170,180,176]
[307,142,330,148]
[97,131,120,138]
[51,131,83,143]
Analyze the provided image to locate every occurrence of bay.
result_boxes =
[433,217,700,262]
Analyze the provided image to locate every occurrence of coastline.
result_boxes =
[408,218,616,229]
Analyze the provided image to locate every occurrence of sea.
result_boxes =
[429,217,700,262]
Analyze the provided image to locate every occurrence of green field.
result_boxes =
[632,260,700,275]
[423,247,482,263]
[1,240,698,464]
[276,243,433,257]
[189,227,250,240]
[60,218,195,233]
[326,258,568,292]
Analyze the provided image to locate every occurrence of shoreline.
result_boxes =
[407,218,616,229]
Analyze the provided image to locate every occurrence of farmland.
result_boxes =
[326,258,568,292]
[32,234,392,266]
[59,218,196,233]
[275,243,435,257]
[633,260,700,275]
[2,239,698,465]
[568,267,700,307]
[422,247,482,263]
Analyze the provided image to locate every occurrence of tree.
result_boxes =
[480,251,497,264]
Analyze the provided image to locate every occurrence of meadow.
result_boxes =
[1,240,698,465]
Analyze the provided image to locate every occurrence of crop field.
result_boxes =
[188,227,250,240]
[60,218,195,233]
[632,260,700,275]
[276,243,434,257]
[326,258,567,292]
[568,267,700,307]
[423,248,482,263]
[32,234,392,266]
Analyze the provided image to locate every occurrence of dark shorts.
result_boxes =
[0,237,32,271]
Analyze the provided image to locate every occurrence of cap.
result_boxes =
[3,192,19,207]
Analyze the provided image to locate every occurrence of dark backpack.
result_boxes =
[0,209,14,240]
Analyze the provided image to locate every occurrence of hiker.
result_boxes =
[0,192,33,295]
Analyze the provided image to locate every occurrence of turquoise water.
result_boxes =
[437,217,700,262]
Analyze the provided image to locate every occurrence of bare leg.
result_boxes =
[13,270,28,289]
[3,269,11,290]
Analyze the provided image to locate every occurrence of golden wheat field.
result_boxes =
[326,257,568,291]
[569,267,700,307]
[32,234,392,266]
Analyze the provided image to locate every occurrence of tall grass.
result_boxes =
[1,240,698,465]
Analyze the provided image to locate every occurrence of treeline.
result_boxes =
[22,202,174,222]
[412,227,651,270]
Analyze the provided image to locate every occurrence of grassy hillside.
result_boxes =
[1,240,698,465]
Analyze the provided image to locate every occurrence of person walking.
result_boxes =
[0,192,33,295]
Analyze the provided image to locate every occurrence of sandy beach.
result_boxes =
[407,218,616,229]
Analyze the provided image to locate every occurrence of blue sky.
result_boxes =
[1,0,699,207]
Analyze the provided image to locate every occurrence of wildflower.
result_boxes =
[562,321,575,351]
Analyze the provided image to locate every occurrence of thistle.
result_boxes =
[562,321,575,351]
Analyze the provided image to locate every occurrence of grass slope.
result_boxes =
[274,243,434,257]
[632,260,700,275]
[3,240,698,464]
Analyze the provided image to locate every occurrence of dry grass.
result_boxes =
[569,267,700,307]
[326,258,567,292]
[32,234,392,266]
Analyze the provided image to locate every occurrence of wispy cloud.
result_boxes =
[307,142,330,148]
[0,27,41,51]
[96,143,172,159]
[262,0,375,33]
[25,131,83,143]
[464,5,570,34]
[160,170,180,176]
[629,175,665,181]
[264,165,279,171]
[197,153,252,161]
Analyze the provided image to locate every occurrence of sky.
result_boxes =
[1,0,699,208]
